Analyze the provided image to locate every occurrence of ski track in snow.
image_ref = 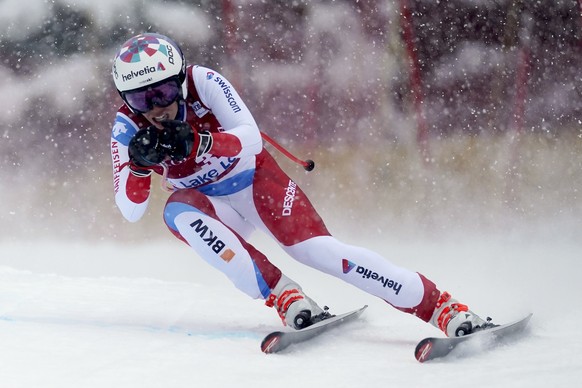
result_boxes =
[0,236,580,388]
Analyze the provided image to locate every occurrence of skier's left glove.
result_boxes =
[159,120,213,162]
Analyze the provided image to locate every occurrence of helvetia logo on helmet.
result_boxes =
[341,259,403,295]
[121,65,157,82]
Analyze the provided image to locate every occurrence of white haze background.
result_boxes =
[1,1,581,387]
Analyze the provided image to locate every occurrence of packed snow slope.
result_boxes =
[0,232,580,388]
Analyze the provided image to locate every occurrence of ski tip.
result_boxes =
[261,332,283,354]
[414,339,433,363]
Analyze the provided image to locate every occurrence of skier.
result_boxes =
[110,33,492,337]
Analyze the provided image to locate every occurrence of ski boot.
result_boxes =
[265,276,329,330]
[431,291,496,337]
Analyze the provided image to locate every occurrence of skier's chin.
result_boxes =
[144,103,179,128]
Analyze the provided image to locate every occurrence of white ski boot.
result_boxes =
[266,276,325,330]
[430,291,493,337]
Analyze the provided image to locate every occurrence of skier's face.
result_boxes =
[142,101,179,129]
[122,77,182,128]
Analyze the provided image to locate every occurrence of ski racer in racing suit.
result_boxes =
[110,33,492,337]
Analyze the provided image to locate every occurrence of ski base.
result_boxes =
[261,305,368,354]
[415,313,533,363]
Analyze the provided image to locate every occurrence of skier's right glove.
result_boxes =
[127,126,166,177]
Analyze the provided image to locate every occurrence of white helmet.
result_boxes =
[112,33,187,105]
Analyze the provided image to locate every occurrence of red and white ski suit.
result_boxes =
[110,65,439,322]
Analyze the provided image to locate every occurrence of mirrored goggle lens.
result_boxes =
[124,80,181,113]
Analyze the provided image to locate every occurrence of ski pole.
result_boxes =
[261,132,315,171]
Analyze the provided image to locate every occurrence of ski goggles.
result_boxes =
[122,77,181,113]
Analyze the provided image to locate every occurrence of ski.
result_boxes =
[260,305,368,354]
[415,313,533,363]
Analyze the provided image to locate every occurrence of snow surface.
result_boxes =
[1,233,580,388]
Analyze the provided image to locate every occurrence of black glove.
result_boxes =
[158,120,195,162]
[160,120,213,161]
[128,126,168,168]
[128,121,213,171]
